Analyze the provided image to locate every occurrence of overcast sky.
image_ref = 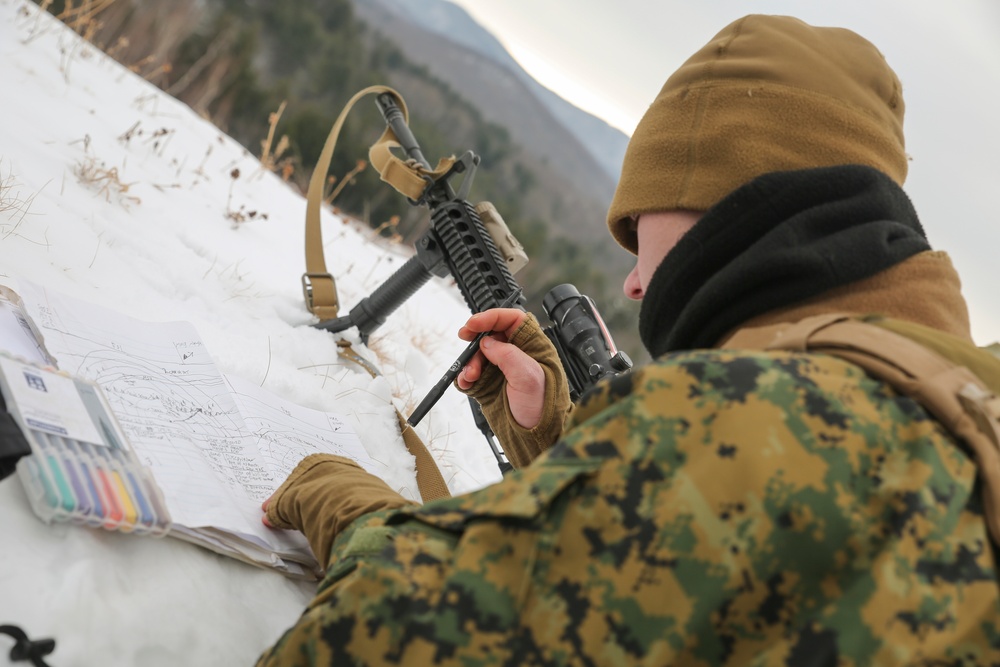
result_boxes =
[445,0,1000,345]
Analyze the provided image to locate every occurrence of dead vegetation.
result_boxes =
[370,215,403,244]
[73,155,140,207]
[324,160,367,206]
[0,161,41,240]
[117,120,175,156]
[257,101,295,182]
[224,168,269,227]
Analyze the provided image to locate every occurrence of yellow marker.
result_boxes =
[110,470,138,528]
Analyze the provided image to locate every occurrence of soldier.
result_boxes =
[258,14,1000,666]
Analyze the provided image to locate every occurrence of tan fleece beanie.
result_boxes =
[608,15,906,253]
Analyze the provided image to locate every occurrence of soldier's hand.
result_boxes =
[457,308,545,429]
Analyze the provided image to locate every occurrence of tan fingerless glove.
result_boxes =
[459,313,573,468]
[265,454,416,569]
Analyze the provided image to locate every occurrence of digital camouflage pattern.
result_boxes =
[258,349,1000,666]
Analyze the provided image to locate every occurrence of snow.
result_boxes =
[0,2,502,664]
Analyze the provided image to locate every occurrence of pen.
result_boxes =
[407,288,523,428]
[34,434,76,513]
[45,433,94,519]
[61,437,108,524]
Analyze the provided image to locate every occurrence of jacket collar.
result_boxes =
[722,251,972,345]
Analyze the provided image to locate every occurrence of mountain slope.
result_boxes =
[352,0,623,202]
[365,0,630,183]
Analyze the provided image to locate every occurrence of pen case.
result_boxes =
[0,353,172,536]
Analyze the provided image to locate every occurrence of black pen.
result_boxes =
[407,288,523,428]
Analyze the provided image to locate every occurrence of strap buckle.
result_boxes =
[301,272,336,314]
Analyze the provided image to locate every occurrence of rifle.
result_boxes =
[314,92,525,340]
[308,88,632,471]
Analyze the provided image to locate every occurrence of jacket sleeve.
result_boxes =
[265,454,417,569]
[459,313,573,468]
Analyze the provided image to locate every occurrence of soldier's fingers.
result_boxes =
[261,495,275,527]
[479,336,545,428]
[478,335,544,393]
[460,308,528,339]
[457,350,488,389]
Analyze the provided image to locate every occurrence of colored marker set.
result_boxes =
[0,353,171,536]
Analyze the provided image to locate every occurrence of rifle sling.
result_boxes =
[724,314,1000,547]
[301,86,455,503]
[303,85,453,319]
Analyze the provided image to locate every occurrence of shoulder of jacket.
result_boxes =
[723,313,1000,392]
[869,317,1000,395]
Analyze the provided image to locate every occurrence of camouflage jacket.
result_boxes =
[258,340,1000,666]
[258,166,1000,664]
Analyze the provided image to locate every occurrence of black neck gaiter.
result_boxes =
[639,165,930,358]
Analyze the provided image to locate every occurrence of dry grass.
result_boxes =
[73,154,140,207]
[127,56,172,85]
[19,0,192,94]
[324,160,367,205]
[257,101,295,182]
[20,0,136,81]
[370,215,403,244]
[224,168,269,227]
[117,120,175,157]
[0,161,41,240]
[363,334,419,415]
[409,326,453,363]
[56,0,119,33]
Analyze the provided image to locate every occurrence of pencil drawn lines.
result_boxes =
[19,284,280,511]
[18,282,371,526]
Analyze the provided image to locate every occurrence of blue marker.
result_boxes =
[44,433,95,519]
[75,440,124,527]
[60,438,107,523]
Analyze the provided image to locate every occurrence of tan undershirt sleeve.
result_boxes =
[265,454,417,569]
[460,313,573,468]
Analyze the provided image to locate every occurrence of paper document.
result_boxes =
[10,281,377,577]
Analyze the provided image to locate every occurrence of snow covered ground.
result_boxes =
[0,2,505,664]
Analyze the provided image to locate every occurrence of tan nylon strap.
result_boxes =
[303,85,403,319]
[726,314,1000,547]
[303,85,453,319]
[302,87,384,320]
[396,414,453,503]
[303,85,402,319]
[336,342,451,502]
[301,86,452,502]
[368,128,456,201]
[302,86,454,502]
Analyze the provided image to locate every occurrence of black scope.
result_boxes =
[542,284,632,400]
